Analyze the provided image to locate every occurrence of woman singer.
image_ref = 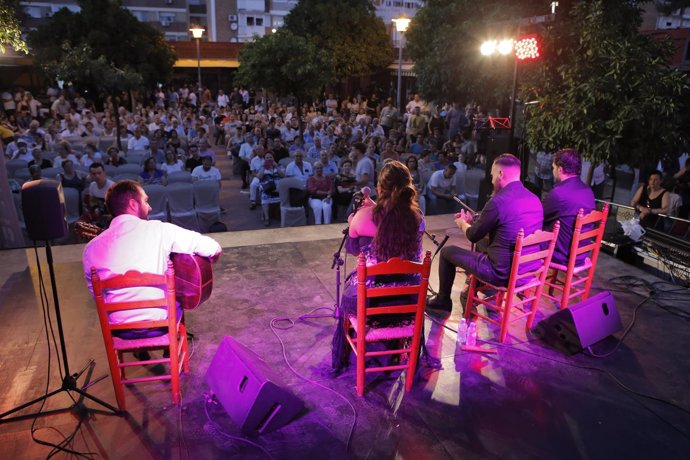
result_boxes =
[332,160,425,373]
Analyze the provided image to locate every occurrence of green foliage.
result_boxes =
[405,0,546,106]
[29,0,175,95]
[0,0,27,53]
[523,0,690,167]
[284,0,391,80]
[235,29,334,99]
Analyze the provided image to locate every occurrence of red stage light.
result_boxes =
[515,35,540,60]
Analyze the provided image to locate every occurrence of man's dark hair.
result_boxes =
[493,153,521,168]
[352,142,366,155]
[553,148,581,175]
[89,162,104,171]
[105,180,141,217]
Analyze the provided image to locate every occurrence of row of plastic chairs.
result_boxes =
[143,182,220,233]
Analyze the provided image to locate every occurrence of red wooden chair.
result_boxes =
[544,203,609,310]
[90,264,189,411]
[344,251,431,397]
[464,224,560,343]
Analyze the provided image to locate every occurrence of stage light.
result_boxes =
[480,40,497,56]
[515,35,540,60]
[498,39,514,55]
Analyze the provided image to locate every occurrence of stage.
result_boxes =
[0,216,688,459]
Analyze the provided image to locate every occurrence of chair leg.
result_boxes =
[105,346,126,411]
[498,292,510,343]
[180,323,190,374]
[169,329,181,405]
[560,269,574,310]
[405,322,424,392]
[464,275,478,321]
[356,329,366,397]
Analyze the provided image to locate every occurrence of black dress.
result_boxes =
[638,187,666,228]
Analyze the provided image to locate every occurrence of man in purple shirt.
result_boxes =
[543,148,595,266]
[428,154,544,311]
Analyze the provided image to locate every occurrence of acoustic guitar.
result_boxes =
[76,221,214,310]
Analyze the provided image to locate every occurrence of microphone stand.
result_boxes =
[423,230,450,295]
[331,227,349,319]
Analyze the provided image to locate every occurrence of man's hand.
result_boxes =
[209,249,222,263]
[454,210,473,234]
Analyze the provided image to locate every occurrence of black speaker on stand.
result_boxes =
[0,180,120,423]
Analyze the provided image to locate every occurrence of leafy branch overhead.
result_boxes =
[29,0,175,95]
[0,0,28,54]
[234,29,334,99]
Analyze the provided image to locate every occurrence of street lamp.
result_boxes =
[392,16,411,112]
[190,26,205,94]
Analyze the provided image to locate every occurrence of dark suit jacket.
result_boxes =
[543,176,595,265]
[467,181,544,284]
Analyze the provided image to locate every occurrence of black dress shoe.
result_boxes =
[426,295,452,311]
[133,350,151,361]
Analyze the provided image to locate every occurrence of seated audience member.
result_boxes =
[257,153,284,226]
[307,163,335,225]
[52,142,79,168]
[334,159,357,219]
[82,162,115,228]
[57,159,86,192]
[285,150,313,182]
[198,139,217,165]
[191,156,221,187]
[316,150,339,177]
[248,145,267,209]
[82,180,221,337]
[127,127,149,151]
[139,157,167,186]
[185,144,203,172]
[160,148,185,175]
[631,170,669,228]
[104,146,127,167]
[427,154,543,312]
[28,148,53,169]
[28,164,43,181]
[543,148,595,265]
[427,164,457,212]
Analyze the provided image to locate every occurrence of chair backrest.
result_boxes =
[166,182,195,213]
[143,184,168,219]
[63,186,81,224]
[356,251,432,320]
[98,137,116,152]
[193,180,220,212]
[667,192,682,217]
[278,157,292,168]
[126,152,146,166]
[116,163,144,175]
[509,223,560,291]
[113,173,140,182]
[6,159,28,177]
[90,266,177,334]
[41,167,63,179]
[566,203,609,272]
[167,171,193,184]
[277,176,306,208]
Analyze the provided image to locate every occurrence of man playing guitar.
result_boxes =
[82,180,221,339]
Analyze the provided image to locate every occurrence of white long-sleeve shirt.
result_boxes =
[82,214,221,324]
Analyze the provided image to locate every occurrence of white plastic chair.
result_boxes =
[6,159,28,178]
[143,184,168,222]
[166,182,199,231]
[63,186,81,225]
[167,171,193,184]
[193,181,221,232]
[277,176,307,227]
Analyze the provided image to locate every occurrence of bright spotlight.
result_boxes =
[498,39,514,55]
[480,40,497,56]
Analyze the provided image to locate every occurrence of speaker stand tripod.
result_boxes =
[0,241,120,423]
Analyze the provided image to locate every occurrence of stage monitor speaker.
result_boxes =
[205,336,304,435]
[21,179,68,241]
[533,291,622,355]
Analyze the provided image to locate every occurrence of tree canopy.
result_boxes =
[29,0,175,97]
[234,29,334,100]
[0,0,27,53]
[523,0,690,167]
[283,0,391,81]
[407,0,690,167]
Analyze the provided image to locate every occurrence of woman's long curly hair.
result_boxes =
[372,160,422,261]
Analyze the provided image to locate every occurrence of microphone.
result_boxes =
[354,186,371,199]
[434,235,449,257]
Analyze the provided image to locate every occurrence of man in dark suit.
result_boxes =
[428,154,544,311]
[543,148,595,266]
